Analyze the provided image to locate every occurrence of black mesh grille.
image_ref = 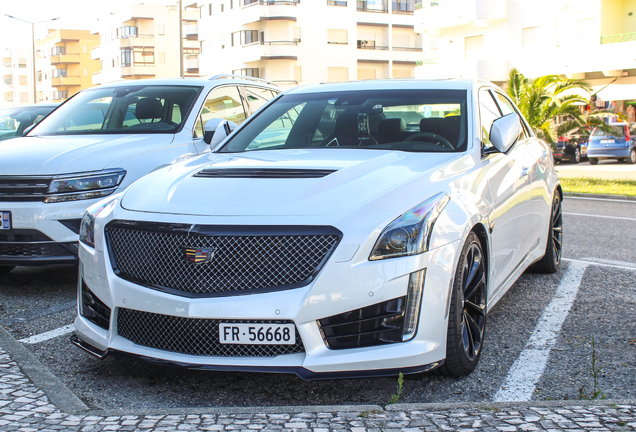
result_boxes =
[117,309,305,357]
[105,221,340,297]
[0,176,52,202]
[318,297,406,349]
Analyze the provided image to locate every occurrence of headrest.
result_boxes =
[334,112,358,139]
[135,98,163,120]
[440,115,461,135]
[419,117,443,134]
[378,118,406,136]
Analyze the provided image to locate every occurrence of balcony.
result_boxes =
[184,24,198,40]
[415,0,506,31]
[51,76,82,87]
[182,8,199,21]
[240,41,299,63]
[184,56,199,73]
[121,65,156,77]
[119,35,155,48]
[601,32,636,45]
[357,1,388,13]
[240,0,299,24]
[91,46,100,60]
[392,46,422,51]
[50,53,81,65]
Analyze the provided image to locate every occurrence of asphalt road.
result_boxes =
[1,196,634,410]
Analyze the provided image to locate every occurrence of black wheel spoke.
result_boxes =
[465,299,486,316]
[464,272,485,302]
[465,313,483,346]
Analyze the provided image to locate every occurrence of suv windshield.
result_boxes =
[0,105,56,141]
[219,89,468,153]
[30,85,202,136]
[591,125,625,138]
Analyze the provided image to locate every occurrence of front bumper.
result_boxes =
[0,198,105,266]
[74,223,462,377]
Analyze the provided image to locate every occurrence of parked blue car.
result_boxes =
[587,122,636,165]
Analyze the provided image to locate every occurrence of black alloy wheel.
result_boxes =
[439,232,487,377]
[530,192,562,274]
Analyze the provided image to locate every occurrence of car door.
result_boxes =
[478,88,534,296]
[192,85,249,154]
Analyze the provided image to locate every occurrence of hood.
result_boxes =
[121,149,460,217]
[0,134,175,175]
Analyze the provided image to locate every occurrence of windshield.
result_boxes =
[0,105,57,141]
[29,85,202,136]
[219,89,468,153]
[591,125,625,138]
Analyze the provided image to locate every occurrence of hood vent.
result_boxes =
[193,168,337,179]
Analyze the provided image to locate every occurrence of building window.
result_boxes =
[83,45,88,54]
[232,30,259,46]
[3,77,11,85]
[230,0,234,8]
[84,67,88,76]
[221,2,225,12]
[19,75,27,85]
[51,46,66,56]
[328,29,348,44]
[357,0,388,13]
[121,48,132,67]
[52,68,67,78]
[233,68,259,77]
[37,72,42,82]
[244,0,258,4]
[52,90,68,100]
[18,58,27,68]
[133,48,155,65]
[327,0,347,5]
[119,26,138,39]
[159,52,166,64]
[159,24,165,35]
[392,0,414,13]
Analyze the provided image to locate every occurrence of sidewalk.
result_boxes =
[2,342,635,432]
[556,162,636,181]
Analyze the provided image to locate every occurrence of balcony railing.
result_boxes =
[357,1,388,12]
[259,0,299,4]
[601,32,636,44]
[393,46,422,51]
[328,0,347,5]
[357,44,389,50]
[261,40,299,45]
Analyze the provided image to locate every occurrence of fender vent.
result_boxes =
[193,168,337,179]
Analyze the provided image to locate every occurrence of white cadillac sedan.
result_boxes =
[73,79,562,379]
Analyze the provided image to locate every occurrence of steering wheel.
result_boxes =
[405,132,453,149]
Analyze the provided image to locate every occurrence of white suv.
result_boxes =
[0,75,280,275]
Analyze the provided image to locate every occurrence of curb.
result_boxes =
[564,192,636,201]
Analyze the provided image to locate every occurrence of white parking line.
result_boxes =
[563,257,636,271]
[563,212,636,222]
[493,262,588,402]
[18,324,75,345]
[565,196,636,204]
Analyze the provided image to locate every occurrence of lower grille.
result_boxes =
[81,280,111,330]
[318,297,406,350]
[0,229,51,243]
[117,309,305,357]
[0,242,71,257]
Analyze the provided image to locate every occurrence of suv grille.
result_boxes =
[105,221,341,297]
[117,309,305,357]
[0,176,52,202]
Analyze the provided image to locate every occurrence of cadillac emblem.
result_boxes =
[184,247,216,264]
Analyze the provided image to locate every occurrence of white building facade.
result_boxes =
[414,0,636,102]
[197,0,423,86]
[1,47,34,108]
[91,3,200,86]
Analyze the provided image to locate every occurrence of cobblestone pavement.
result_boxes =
[1,347,635,431]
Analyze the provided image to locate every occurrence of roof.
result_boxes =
[285,78,489,95]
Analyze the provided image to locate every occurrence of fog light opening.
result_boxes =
[403,269,425,341]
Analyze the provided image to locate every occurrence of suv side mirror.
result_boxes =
[490,113,521,154]
[209,120,238,148]
[203,118,224,144]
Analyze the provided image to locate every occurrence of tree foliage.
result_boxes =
[505,69,592,143]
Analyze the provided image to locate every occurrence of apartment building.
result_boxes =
[414,0,636,101]
[35,29,100,103]
[1,47,33,108]
[197,0,423,86]
[91,3,200,86]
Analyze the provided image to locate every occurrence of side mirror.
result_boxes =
[209,120,238,148]
[489,113,521,154]
[203,118,224,144]
[22,124,36,136]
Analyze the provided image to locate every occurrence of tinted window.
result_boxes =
[244,86,279,113]
[194,86,247,137]
[591,125,625,138]
[479,90,502,148]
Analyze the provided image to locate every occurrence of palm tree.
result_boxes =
[556,109,626,138]
[505,69,592,143]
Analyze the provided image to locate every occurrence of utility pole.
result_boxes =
[4,15,59,104]
[179,0,183,77]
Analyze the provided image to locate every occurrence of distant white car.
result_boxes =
[73,79,562,379]
[0,76,280,275]
[0,103,59,141]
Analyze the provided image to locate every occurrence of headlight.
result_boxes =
[79,196,119,248]
[44,169,126,203]
[369,192,450,260]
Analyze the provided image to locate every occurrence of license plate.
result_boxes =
[600,139,614,143]
[1,211,10,230]
[219,323,296,345]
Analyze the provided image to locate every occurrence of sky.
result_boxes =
[1,0,176,52]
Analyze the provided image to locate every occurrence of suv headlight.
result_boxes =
[79,195,119,248]
[44,169,126,203]
[370,192,450,260]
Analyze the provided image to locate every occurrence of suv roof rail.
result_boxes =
[209,74,278,86]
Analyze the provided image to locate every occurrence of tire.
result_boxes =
[589,157,598,165]
[570,147,580,164]
[0,266,15,276]
[529,192,562,274]
[627,149,636,164]
[438,232,487,377]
